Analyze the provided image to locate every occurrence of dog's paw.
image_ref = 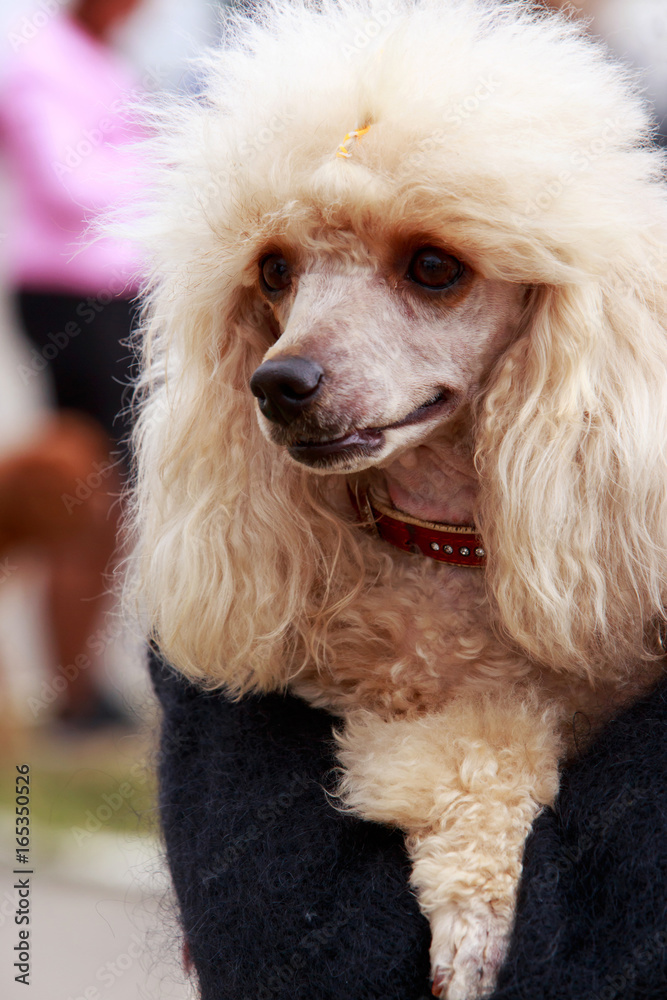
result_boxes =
[429,903,512,1000]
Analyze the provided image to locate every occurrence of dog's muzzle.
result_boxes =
[250,355,324,426]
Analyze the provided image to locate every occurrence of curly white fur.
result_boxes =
[128,1,667,995]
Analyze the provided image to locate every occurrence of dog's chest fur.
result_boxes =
[292,423,538,715]
[290,528,655,735]
[291,547,534,717]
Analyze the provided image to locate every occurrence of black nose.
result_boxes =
[250,356,324,426]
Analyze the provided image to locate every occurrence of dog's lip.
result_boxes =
[289,428,384,460]
[384,389,453,431]
[288,390,453,460]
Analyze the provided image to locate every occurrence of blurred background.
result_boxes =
[0,1,222,998]
[0,1,663,998]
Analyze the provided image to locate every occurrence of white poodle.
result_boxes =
[130,1,667,996]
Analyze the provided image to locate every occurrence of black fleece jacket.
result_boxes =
[150,653,667,1000]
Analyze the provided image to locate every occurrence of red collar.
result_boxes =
[348,486,486,568]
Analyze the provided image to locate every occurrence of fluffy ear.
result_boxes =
[476,253,667,680]
[129,281,366,695]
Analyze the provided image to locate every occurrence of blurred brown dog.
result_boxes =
[0,413,120,735]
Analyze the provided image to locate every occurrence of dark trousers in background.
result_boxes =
[17,290,138,458]
[13,289,138,724]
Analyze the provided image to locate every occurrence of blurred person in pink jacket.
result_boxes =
[0,0,147,728]
[1,0,146,455]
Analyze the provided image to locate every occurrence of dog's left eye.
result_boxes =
[260,254,292,294]
[408,247,463,290]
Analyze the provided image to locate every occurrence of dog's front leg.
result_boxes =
[336,691,561,999]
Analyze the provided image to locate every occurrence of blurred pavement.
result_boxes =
[0,5,222,998]
[0,842,193,1000]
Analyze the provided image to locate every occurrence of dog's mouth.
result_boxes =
[288,389,454,465]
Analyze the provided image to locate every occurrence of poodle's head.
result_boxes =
[132,0,667,690]
[248,231,523,475]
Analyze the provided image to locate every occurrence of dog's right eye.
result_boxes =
[407,247,464,291]
[260,254,292,294]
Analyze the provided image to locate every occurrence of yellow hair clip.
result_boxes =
[336,124,371,159]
